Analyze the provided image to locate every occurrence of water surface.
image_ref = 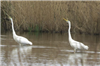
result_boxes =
[1,32,100,66]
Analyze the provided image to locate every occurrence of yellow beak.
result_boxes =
[9,16,12,19]
[3,10,12,19]
[63,18,68,21]
[7,14,11,19]
[5,12,11,19]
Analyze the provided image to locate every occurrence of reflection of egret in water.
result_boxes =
[67,53,88,66]
[0,47,6,66]
[10,46,32,66]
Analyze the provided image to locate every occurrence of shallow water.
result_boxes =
[1,32,100,66]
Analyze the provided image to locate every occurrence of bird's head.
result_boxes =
[5,12,12,21]
[3,11,13,22]
[8,16,12,20]
[63,18,70,23]
[7,14,12,21]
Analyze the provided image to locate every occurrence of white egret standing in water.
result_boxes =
[63,18,88,53]
[6,14,32,45]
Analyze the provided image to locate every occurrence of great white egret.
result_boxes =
[63,18,88,53]
[6,14,32,45]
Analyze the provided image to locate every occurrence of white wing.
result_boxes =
[14,35,32,45]
[70,39,88,50]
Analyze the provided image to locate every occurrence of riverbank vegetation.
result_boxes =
[1,1,100,34]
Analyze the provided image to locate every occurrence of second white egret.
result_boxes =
[63,18,88,53]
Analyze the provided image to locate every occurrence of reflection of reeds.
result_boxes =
[1,1,100,34]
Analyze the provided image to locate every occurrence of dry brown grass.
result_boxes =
[1,1,100,34]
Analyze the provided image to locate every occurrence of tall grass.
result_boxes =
[1,1,100,34]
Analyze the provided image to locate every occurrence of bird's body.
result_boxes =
[69,39,88,51]
[13,35,32,45]
[63,18,88,53]
[9,17,32,45]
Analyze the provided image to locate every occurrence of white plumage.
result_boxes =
[63,18,88,53]
[9,17,32,45]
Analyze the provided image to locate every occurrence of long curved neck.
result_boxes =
[68,21,72,40]
[10,18,17,36]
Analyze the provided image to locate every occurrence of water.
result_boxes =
[1,32,100,66]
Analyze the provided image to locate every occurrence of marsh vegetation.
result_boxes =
[1,1,100,34]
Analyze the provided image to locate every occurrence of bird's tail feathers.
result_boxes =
[84,45,89,50]
[81,43,89,50]
[29,41,32,45]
